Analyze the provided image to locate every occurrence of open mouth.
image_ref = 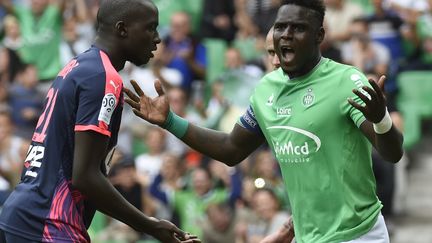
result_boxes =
[281,46,294,57]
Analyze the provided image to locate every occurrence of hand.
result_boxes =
[348,75,387,123]
[148,218,198,243]
[260,217,294,243]
[180,233,202,243]
[124,79,170,126]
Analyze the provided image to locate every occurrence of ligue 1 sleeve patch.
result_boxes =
[98,93,117,125]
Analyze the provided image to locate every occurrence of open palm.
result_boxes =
[124,79,170,126]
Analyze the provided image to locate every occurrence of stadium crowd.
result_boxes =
[0,0,431,242]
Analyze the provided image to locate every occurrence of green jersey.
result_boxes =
[240,58,382,243]
[15,5,62,80]
[173,189,228,239]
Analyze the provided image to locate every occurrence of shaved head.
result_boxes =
[96,0,157,32]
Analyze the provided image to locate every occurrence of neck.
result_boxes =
[94,35,125,72]
[287,54,322,79]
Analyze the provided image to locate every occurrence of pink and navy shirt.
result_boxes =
[0,46,123,242]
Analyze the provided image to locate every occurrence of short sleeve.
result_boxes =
[237,105,264,135]
[340,68,372,128]
[74,72,123,137]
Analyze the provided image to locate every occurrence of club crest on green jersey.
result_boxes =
[302,88,315,107]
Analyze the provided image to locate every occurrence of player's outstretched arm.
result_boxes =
[72,131,191,243]
[348,75,404,162]
[124,80,264,166]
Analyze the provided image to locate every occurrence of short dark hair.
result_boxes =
[281,0,326,26]
[96,0,154,31]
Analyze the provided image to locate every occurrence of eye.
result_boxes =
[274,24,285,31]
[293,24,306,32]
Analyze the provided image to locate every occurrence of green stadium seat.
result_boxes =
[203,38,228,83]
[396,71,432,150]
[88,211,107,241]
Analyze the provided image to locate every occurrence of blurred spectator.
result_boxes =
[0,0,65,85]
[2,15,24,83]
[110,155,156,216]
[162,11,206,92]
[252,149,289,210]
[411,0,432,69]
[7,63,43,139]
[0,110,25,192]
[135,126,167,183]
[207,47,262,132]
[320,21,342,62]
[199,0,236,42]
[150,166,242,239]
[243,0,281,36]
[202,202,237,243]
[232,6,265,64]
[1,15,21,50]
[341,18,390,77]
[123,43,182,99]
[164,87,207,160]
[366,0,405,95]
[95,155,157,243]
[0,48,10,84]
[324,0,364,45]
[237,188,290,243]
[59,17,91,66]
[386,0,429,24]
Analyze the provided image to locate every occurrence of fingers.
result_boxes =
[132,109,148,120]
[154,79,165,97]
[348,98,366,113]
[130,79,145,97]
[180,234,201,243]
[123,87,140,103]
[377,75,386,92]
[352,89,372,105]
[124,97,140,110]
[361,86,378,102]
[170,225,187,241]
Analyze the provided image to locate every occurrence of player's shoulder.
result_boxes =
[321,58,367,83]
[259,68,286,85]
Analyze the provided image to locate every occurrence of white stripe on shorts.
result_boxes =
[341,213,390,243]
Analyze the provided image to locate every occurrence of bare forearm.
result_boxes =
[374,125,404,162]
[74,171,156,233]
[181,124,243,165]
[179,123,262,166]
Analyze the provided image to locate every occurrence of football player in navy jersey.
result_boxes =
[0,0,199,242]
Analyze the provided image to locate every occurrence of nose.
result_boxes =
[281,26,294,39]
[154,31,162,44]
[272,55,280,67]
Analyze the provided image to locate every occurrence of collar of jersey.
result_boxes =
[279,57,326,82]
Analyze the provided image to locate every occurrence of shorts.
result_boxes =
[342,213,389,243]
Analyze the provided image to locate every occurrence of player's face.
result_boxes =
[265,30,280,69]
[126,4,161,66]
[273,5,324,77]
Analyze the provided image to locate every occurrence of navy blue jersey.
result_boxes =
[0,46,123,242]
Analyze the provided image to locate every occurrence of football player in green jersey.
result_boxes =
[125,0,403,242]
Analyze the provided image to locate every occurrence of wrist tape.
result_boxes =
[373,108,392,134]
[162,111,189,138]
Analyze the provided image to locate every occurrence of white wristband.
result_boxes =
[373,108,392,134]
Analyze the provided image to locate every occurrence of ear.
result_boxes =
[115,21,128,38]
[316,26,325,44]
